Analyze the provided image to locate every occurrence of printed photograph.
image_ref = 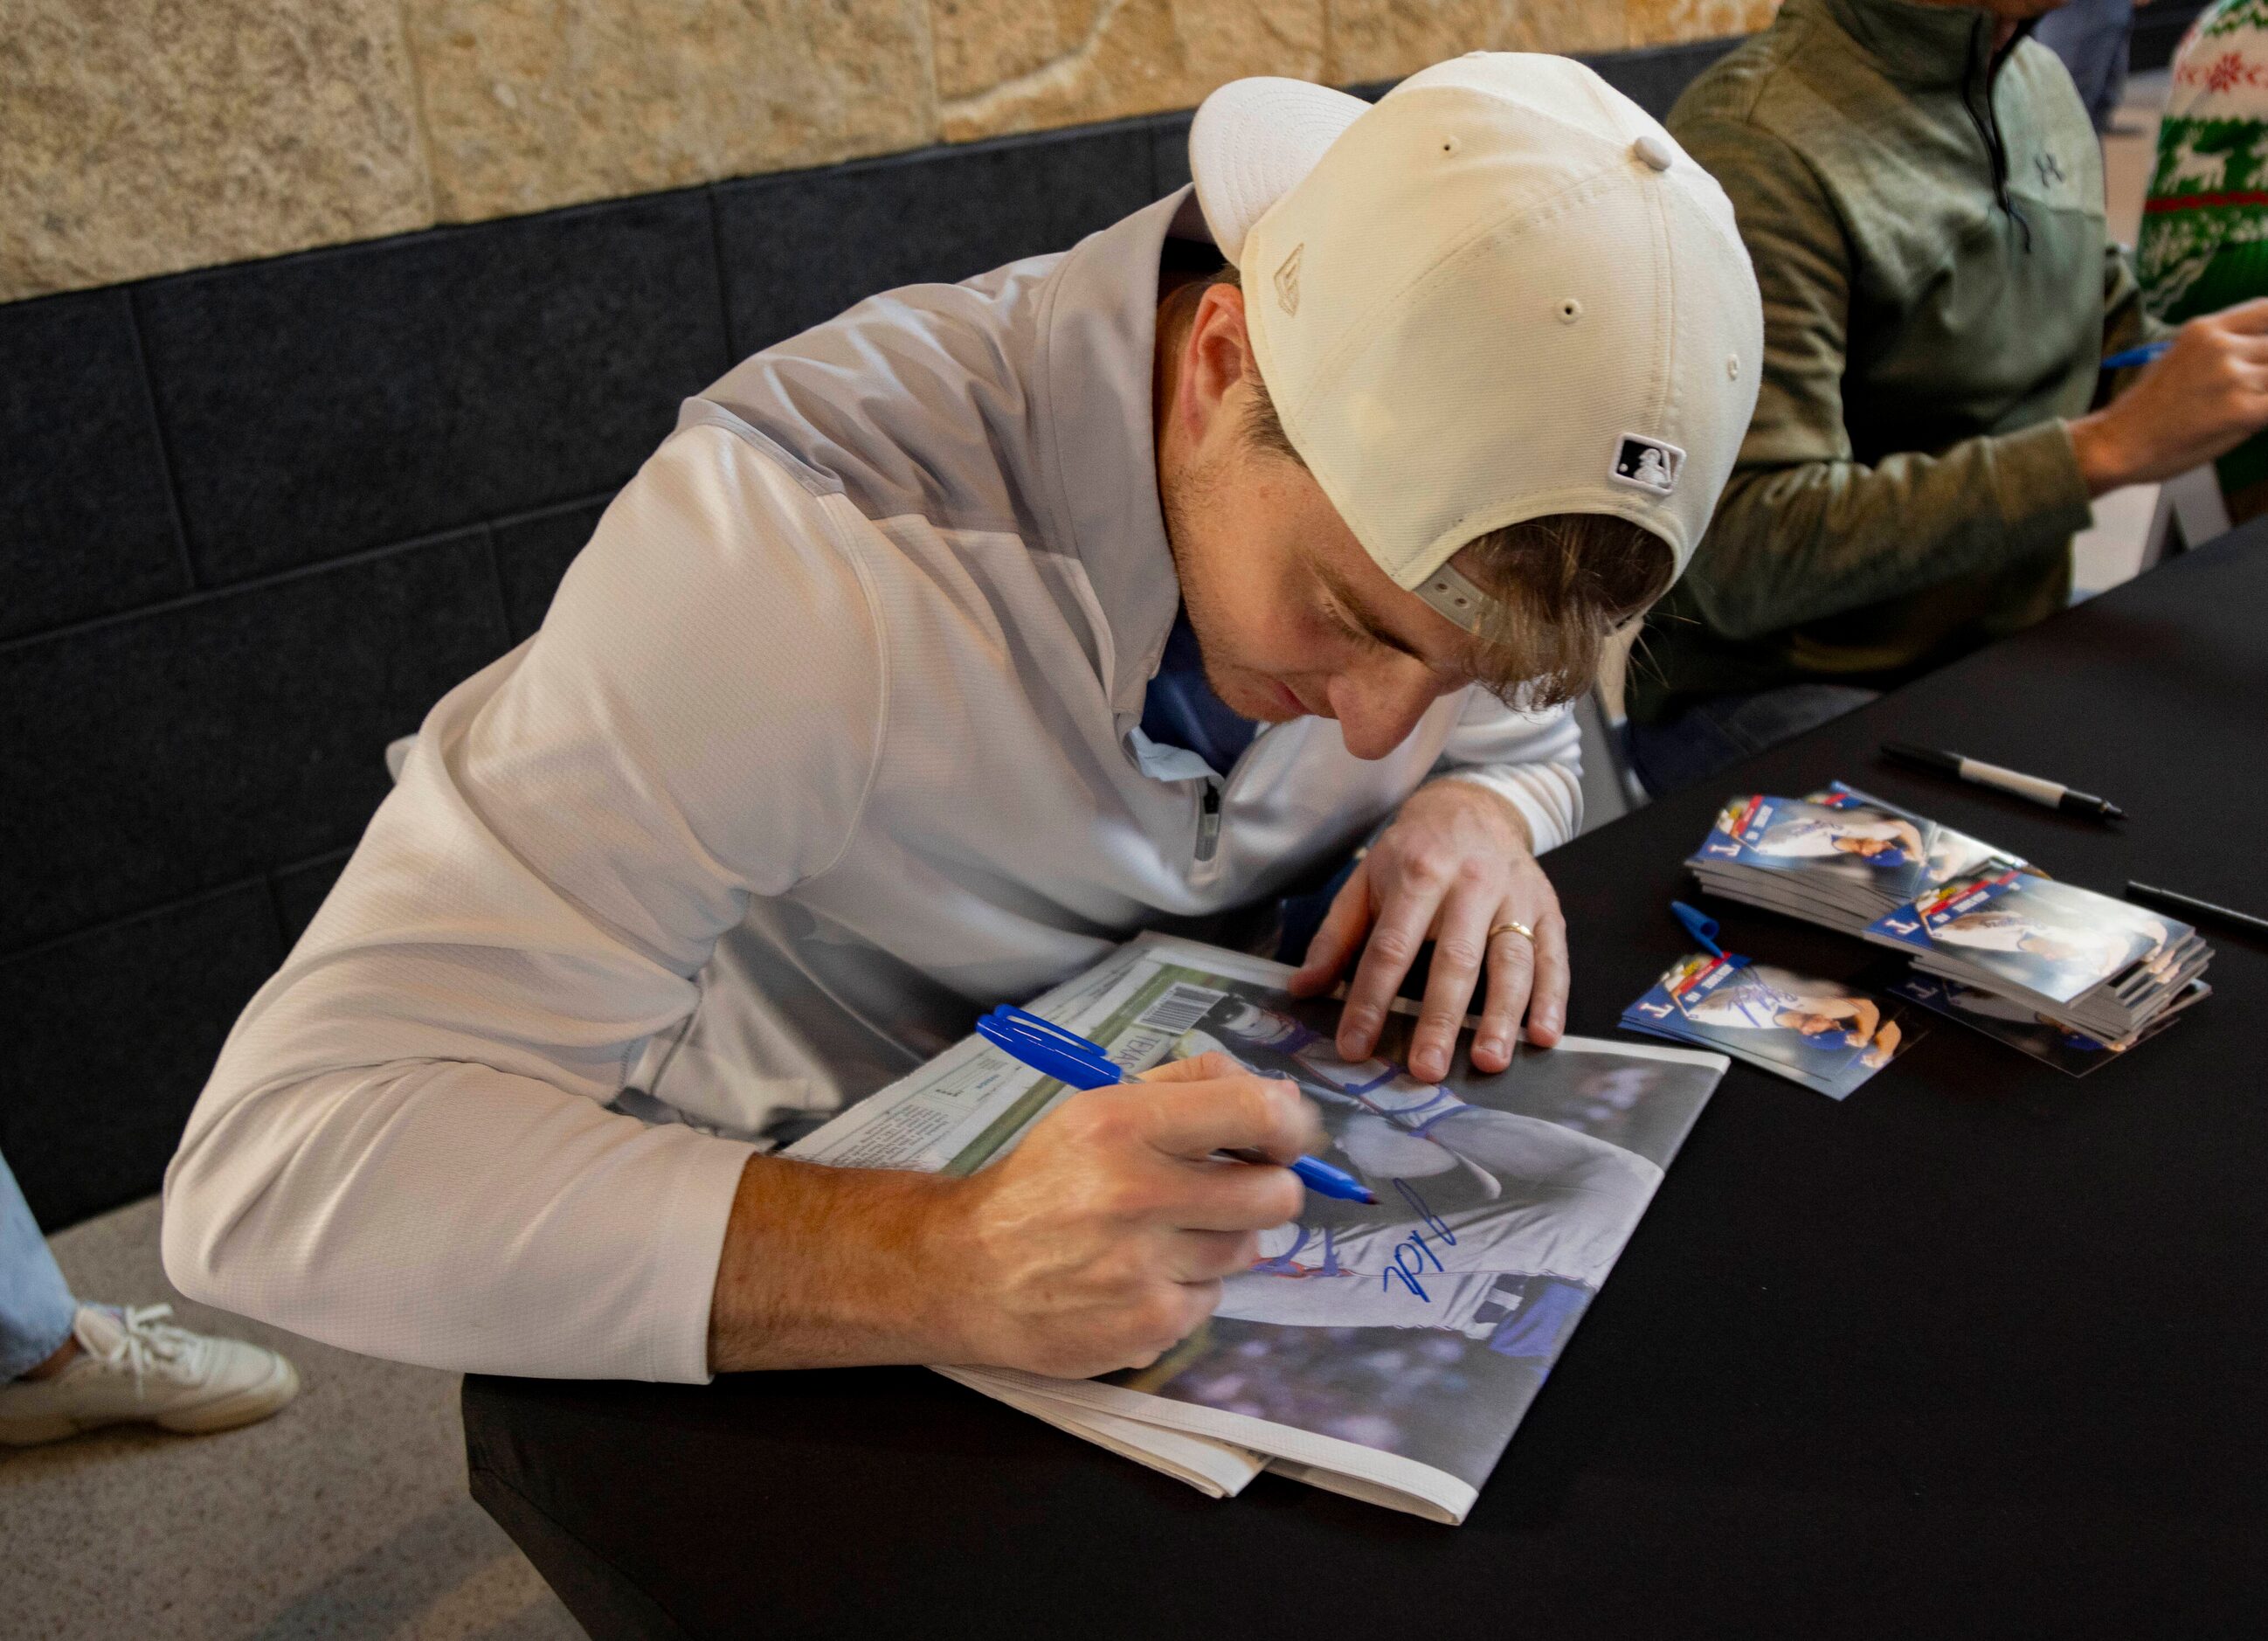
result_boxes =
[1089,973,1717,1491]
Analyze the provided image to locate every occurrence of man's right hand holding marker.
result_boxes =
[2071,296,2268,493]
[704,1052,1322,1380]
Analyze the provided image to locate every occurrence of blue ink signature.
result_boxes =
[1381,1177,1456,1300]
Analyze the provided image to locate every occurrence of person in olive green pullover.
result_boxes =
[1627,0,2268,796]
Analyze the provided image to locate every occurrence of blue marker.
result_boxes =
[2101,340,2171,370]
[975,1004,1378,1203]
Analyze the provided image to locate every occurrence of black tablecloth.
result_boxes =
[465,530,2268,1640]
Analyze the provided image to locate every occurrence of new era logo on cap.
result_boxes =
[1275,244,1303,316]
[1609,433,1683,495]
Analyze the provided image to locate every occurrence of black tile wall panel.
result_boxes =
[714,122,1157,358]
[137,190,729,586]
[2135,3,2210,72]
[0,529,508,952]
[0,884,280,1230]
[495,494,615,641]
[1589,37,1746,119]
[1150,112,1196,199]
[0,288,190,641]
[272,848,355,946]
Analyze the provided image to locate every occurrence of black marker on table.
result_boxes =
[1880,742,2125,820]
[2127,882,2268,942]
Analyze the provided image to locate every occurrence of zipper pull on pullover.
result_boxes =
[1964,14,2038,251]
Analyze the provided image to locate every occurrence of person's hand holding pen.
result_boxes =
[705,1053,1322,1378]
[1289,778,1567,1082]
[2071,295,2268,494]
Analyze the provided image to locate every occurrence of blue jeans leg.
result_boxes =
[1624,683,1882,800]
[2034,0,2133,132]
[0,1147,79,1381]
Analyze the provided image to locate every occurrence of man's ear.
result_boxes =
[1178,280,1256,443]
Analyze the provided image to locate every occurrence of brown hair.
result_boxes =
[1205,267,1674,709]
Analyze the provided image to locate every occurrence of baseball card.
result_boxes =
[1622,951,1919,1100]
[1808,781,2021,885]
[1691,793,1936,897]
[1885,973,2207,1076]
[1864,869,2189,1007]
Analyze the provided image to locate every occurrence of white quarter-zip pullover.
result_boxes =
[162,190,1585,1381]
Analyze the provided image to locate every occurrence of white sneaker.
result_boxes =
[0,1304,300,1446]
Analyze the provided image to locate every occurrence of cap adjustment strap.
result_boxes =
[1413,560,1496,638]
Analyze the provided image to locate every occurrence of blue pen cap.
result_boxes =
[977,1008,1122,1090]
[1671,900,1724,957]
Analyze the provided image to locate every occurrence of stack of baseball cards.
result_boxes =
[1862,868,2215,1048]
[1622,951,1918,1100]
[1677,780,2214,1070]
[1885,972,2212,1076]
[1685,783,2017,937]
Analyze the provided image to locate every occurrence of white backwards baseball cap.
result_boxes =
[1188,54,1763,636]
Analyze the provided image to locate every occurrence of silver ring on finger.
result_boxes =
[1488,919,1535,945]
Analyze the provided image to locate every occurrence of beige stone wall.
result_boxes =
[0,0,1777,303]
[1,3,433,303]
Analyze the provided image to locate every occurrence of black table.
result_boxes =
[466,529,2268,1640]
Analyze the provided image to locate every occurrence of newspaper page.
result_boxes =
[788,933,1726,1524]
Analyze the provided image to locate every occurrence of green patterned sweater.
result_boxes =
[2141,0,2268,498]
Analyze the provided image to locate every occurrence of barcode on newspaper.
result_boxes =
[1136,983,1226,1036]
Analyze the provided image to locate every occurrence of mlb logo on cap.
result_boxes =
[1610,434,1683,496]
